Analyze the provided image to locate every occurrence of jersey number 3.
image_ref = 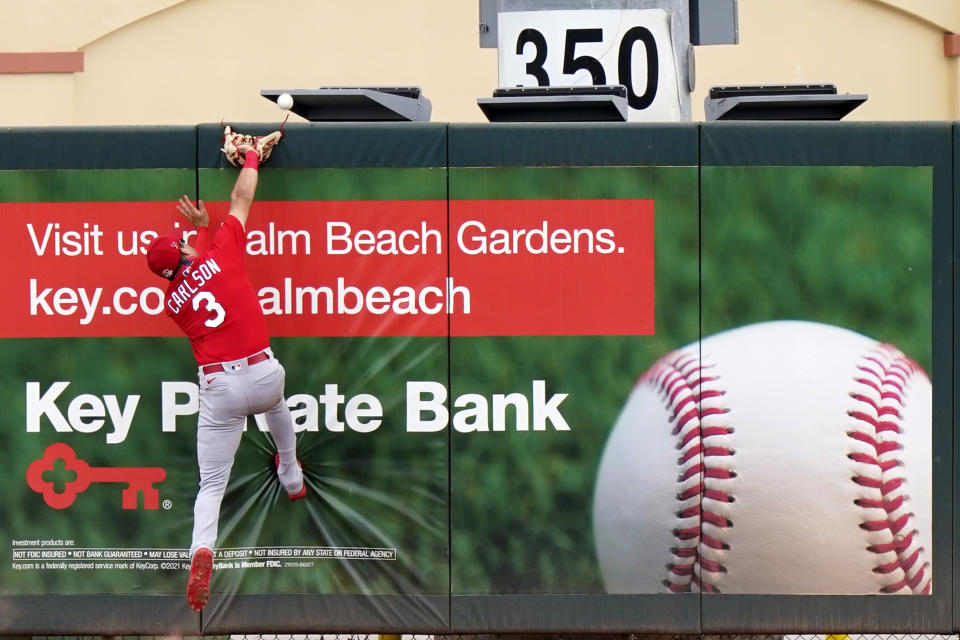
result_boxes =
[193,291,226,328]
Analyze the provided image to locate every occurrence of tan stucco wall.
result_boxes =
[694,0,960,120]
[0,0,956,125]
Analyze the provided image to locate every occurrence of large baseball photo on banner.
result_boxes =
[594,162,934,596]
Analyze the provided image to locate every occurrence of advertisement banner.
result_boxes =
[0,162,199,633]
[0,124,455,634]
[693,124,951,634]
[0,122,953,635]
[446,122,702,632]
[444,123,949,633]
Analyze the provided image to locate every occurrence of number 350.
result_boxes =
[515,27,659,110]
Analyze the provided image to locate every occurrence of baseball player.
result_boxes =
[145,141,304,612]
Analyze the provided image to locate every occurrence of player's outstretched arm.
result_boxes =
[228,144,260,229]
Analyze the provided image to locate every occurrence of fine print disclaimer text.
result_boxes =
[11,539,396,572]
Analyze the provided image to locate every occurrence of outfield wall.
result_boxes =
[0,122,953,634]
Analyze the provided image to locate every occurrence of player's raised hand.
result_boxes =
[176,195,209,228]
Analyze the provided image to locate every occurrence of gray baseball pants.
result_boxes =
[189,348,298,558]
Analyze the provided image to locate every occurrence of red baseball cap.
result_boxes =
[146,234,182,279]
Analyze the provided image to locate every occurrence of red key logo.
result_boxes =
[26,443,167,509]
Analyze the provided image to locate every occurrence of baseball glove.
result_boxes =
[221,125,283,168]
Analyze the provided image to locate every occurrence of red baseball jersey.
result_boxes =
[164,216,270,365]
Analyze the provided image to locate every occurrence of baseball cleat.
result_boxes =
[186,547,213,612]
[274,454,306,501]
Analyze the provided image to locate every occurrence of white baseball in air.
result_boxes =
[277,93,294,110]
[593,320,932,595]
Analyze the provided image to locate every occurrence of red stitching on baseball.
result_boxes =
[642,350,734,594]
[701,535,728,550]
[868,528,915,553]
[848,344,931,594]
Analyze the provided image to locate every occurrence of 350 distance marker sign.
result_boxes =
[497,9,684,121]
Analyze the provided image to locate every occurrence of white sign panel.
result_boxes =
[498,9,683,122]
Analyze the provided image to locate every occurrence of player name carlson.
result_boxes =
[166,258,222,314]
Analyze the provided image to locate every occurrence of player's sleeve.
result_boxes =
[194,226,210,254]
[207,216,247,265]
